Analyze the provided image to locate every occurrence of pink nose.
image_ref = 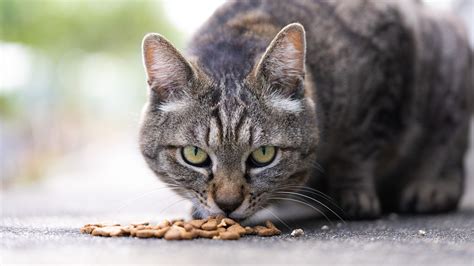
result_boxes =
[215,196,243,214]
[214,185,244,215]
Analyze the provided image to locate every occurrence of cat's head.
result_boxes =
[139,23,319,220]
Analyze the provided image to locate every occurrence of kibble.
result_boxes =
[135,229,158,238]
[189,219,206,228]
[291,228,304,237]
[265,221,281,235]
[201,219,218,230]
[91,226,123,237]
[195,229,219,238]
[180,230,197,240]
[154,226,170,238]
[80,217,281,241]
[227,224,246,235]
[159,220,171,228]
[245,226,255,235]
[164,226,183,240]
[218,231,240,240]
[183,223,194,232]
[174,221,185,227]
[80,225,97,234]
[256,228,277,236]
[218,218,236,228]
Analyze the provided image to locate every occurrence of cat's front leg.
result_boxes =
[398,123,467,214]
[327,159,381,220]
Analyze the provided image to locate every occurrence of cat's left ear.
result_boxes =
[254,23,306,98]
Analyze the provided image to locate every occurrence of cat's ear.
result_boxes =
[254,23,306,98]
[142,33,196,100]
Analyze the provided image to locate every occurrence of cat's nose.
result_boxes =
[214,185,244,215]
[214,196,244,215]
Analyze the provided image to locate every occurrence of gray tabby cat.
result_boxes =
[139,0,473,220]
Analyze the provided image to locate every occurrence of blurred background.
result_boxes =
[0,0,225,220]
[0,0,473,220]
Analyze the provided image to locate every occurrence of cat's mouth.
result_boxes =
[190,172,311,220]
[190,191,258,220]
[191,207,253,222]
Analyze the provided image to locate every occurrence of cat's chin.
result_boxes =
[227,212,253,221]
[190,205,224,219]
[190,205,254,221]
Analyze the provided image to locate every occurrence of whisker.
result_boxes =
[113,185,180,214]
[278,185,346,217]
[268,196,333,225]
[274,191,345,223]
[259,206,292,231]
[157,198,187,216]
[279,184,335,203]
[312,161,325,173]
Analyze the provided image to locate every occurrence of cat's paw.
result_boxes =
[399,179,461,213]
[337,189,381,220]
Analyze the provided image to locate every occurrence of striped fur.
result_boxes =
[140,0,472,220]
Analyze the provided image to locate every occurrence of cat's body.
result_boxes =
[140,0,472,219]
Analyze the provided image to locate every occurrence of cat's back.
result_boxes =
[260,0,473,122]
[191,0,472,116]
[401,1,473,119]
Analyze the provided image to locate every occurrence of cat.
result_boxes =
[139,0,473,220]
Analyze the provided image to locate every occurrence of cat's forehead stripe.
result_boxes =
[206,96,258,148]
[208,116,222,147]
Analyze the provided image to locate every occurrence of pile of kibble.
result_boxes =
[80,216,281,240]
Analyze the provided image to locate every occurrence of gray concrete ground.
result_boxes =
[1,123,474,265]
[1,211,473,265]
[2,2,474,265]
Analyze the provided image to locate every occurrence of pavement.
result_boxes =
[1,210,473,265]
[1,123,474,265]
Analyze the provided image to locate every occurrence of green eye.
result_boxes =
[181,146,210,166]
[250,146,276,167]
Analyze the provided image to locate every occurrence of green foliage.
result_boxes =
[0,0,186,185]
[0,93,19,118]
[0,0,183,54]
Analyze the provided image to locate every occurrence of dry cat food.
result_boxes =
[80,216,281,240]
[291,228,304,237]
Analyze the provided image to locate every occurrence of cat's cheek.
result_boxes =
[138,102,149,126]
[229,194,261,220]
[305,99,315,112]
[190,205,211,219]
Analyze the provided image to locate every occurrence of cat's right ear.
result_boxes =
[142,33,196,100]
[254,23,306,99]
